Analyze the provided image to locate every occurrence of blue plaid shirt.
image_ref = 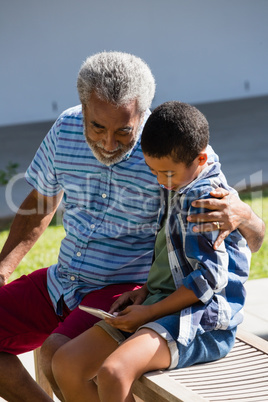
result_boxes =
[158,162,251,346]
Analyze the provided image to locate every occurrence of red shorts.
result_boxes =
[0,267,141,355]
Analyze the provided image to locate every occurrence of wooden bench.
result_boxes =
[34,328,268,401]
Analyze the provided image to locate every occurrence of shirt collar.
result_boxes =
[177,162,222,195]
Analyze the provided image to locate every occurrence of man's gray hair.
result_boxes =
[77,51,155,113]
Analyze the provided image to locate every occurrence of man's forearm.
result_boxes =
[238,201,265,253]
[0,189,62,284]
[0,213,52,274]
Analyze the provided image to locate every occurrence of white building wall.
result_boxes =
[1,0,267,126]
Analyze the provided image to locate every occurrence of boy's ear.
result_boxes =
[197,152,208,166]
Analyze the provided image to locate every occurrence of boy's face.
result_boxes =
[144,154,206,191]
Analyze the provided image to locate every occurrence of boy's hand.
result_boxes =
[109,285,149,315]
[106,305,153,333]
[187,188,243,250]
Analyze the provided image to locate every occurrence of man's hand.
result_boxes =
[187,188,244,250]
[0,267,13,287]
[0,274,7,287]
[109,285,149,315]
[187,187,265,252]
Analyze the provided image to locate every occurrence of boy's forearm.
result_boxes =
[148,285,199,321]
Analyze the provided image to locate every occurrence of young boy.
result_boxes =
[52,102,251,402]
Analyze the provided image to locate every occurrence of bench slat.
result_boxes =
[173,366,268,379]
[190,377,267,388]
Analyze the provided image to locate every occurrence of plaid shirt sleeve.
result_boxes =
[182,192,229,304]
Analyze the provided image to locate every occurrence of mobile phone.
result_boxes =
[79,305,115,319]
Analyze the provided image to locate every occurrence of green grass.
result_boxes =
[240,187,268,279]
[3,223,66,283]
[0,189,267,282]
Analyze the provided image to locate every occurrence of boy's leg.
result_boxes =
[41,283,141,399]
[52,325,119,402]
[52,326,171,402]
[97,328,171,402]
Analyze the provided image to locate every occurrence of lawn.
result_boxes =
[2,223,66,282]
[239,187,268,279]
[0,188,267,282]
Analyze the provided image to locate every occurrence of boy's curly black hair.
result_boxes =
[141,101,209,167]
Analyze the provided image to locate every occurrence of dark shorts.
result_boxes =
[0,267,141,355]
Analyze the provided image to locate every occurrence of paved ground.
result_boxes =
[240,277,268,340]
[197,95,268,189]
[0,96,267,400]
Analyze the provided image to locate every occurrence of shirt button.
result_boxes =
[90,224,95,229]
[76,251,81,257]
[102,193,107,199]
[70,275,76,281]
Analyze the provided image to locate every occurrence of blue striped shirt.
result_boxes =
[26,105,161,313]
[159,162,251,346]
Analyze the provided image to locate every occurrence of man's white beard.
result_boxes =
[85,137,135,166]
[84,125,141,166]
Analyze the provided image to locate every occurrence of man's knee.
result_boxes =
[40,333,70,376]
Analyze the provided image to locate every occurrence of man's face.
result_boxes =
[83,92,142,166]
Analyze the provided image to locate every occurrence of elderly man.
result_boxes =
[0,51,264,401]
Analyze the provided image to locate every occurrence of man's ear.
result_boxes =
[197,152,208,166]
